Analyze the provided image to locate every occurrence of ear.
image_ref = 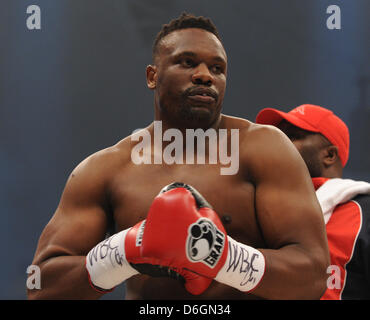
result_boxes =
[146,65,157,90]
[322,145,339,167]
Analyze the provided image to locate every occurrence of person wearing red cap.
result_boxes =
[256,104,370,299]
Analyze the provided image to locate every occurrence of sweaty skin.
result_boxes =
[28,28,329,300]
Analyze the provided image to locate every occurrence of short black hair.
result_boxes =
[152,12,221,61]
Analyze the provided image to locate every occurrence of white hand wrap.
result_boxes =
[215,236,265,292]
[85,228,138,292]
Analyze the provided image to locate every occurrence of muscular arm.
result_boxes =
[27,151,114,299]
[245,125,330,299]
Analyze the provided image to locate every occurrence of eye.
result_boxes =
[211,65,223,74]
[180,58,195,68]
[286,131,308,141]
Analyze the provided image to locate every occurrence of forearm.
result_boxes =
[27,256,104,300]
[252,245,328,299]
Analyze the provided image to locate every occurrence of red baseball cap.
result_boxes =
[255,104,350,167]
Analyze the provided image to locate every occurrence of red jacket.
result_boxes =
[313,178,370,300]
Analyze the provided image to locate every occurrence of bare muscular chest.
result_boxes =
[108,163,265,247]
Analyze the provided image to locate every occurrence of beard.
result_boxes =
[159,90,221,129]
[299,146,323,177]
[179,101,212,122]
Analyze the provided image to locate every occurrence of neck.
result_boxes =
[154,105,224,134]
[145,116,230,167]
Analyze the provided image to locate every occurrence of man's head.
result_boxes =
[256,104,350,178]
[147,13,227,129]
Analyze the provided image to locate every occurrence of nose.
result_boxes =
[191,63,213,86]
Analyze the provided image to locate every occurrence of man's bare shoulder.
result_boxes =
[69,123,155,185]
[222,114,280,135]
[69,135,134,184]
[240,122,286,143]
[221,114,252,130]
[238,121,303,172]
[223,114,283,145]
[221,114,291,152]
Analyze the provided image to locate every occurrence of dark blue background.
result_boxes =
[1,0,369,299]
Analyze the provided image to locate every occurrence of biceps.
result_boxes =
[255,180,325,250]
[33,205,108,265]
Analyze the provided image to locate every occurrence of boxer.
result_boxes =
[28,13,329,300]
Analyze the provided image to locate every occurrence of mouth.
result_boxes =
[186,87,218,104]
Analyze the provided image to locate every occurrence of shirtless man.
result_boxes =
[27,13,329,300]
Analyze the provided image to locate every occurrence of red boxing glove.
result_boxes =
[125,220,213,295]
[135,182,266,293]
